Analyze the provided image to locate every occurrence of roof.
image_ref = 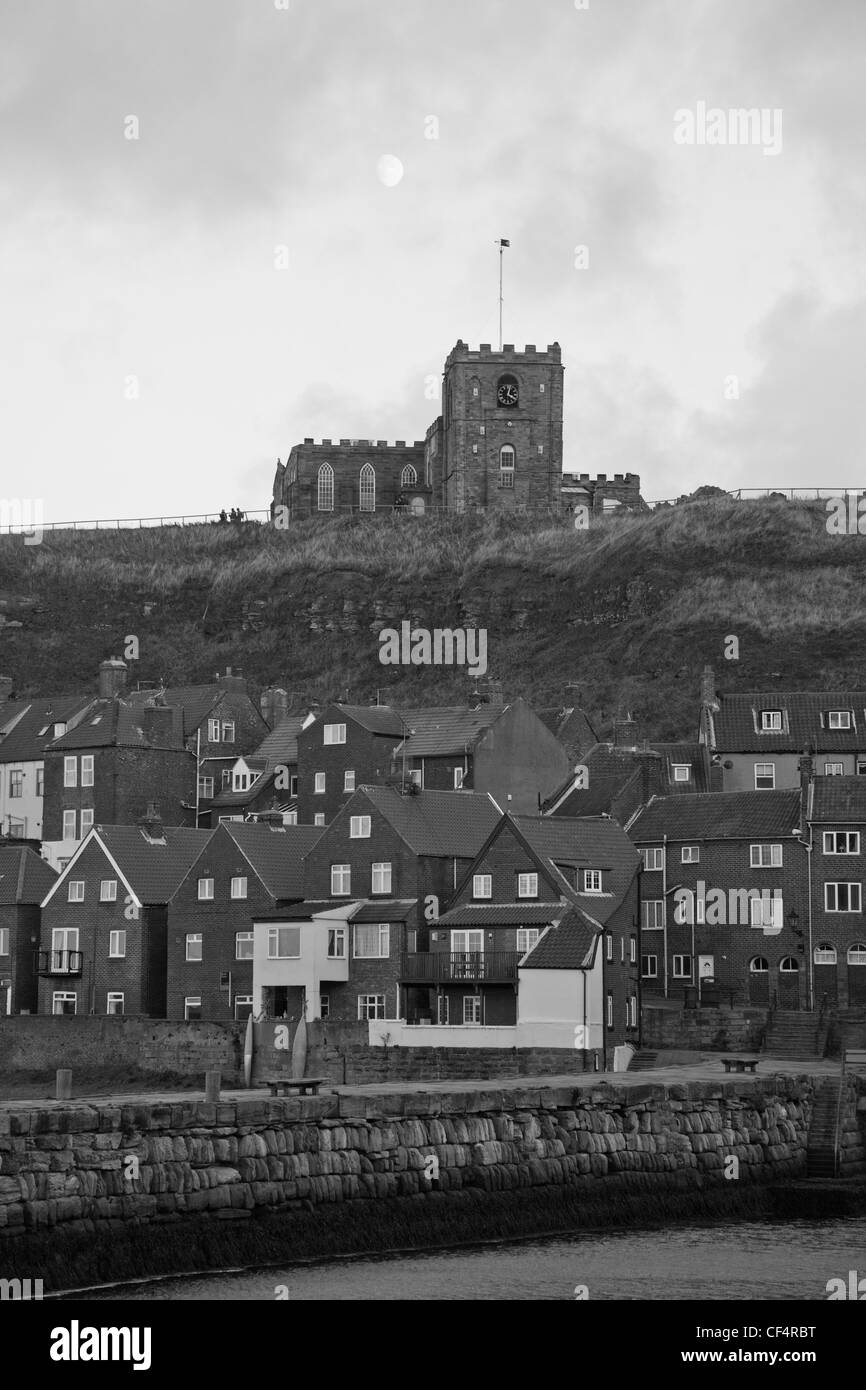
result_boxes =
[126,685,223,738]
[809,777,866,823]
[49,700,186,750]
[0,695,94,763]
[0,846,58,904]
[331,705,404,737]
[520,907,599,970]
[358,786,502,857]
[394,705,508,757]
[437,902,563,927]
[350,899,417,922]
[90,826,212,902]
[545,742,712,818]
[537,707,598,760]
[629,791,801,842]
[253,716,307,769]
[708,691,866,754]
[511,814,640,924]
[220,822,322,899]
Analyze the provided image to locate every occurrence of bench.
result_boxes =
[721,1057,759,1074]
[260,1076,329,1097]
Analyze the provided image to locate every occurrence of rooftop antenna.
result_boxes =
[496,239,510,350]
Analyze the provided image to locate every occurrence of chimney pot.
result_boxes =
[99,658,128,700]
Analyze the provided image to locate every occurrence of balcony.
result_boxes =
[401,951,521,983]
[35,949,83,977]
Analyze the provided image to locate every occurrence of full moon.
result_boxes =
[376,154,404,187]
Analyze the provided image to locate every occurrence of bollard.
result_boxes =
[205,1070,221,1102]
[56,1068,72,1101]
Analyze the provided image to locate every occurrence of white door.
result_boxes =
[698,954,715,983]
[451,930,484,980]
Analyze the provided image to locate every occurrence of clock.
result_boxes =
[497,380,519,407]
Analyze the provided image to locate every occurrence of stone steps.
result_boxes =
[627,1051,659,1072]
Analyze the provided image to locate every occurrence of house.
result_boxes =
[37,814,209,1016]
[537,706,598,764]
[296,704,403,826]
[41,697,194,869]
[252,786,502,1024]
[202,714,312,827]
[165,820,321,1020]
[0,694,94,842]
[628,789,808,1008]
[0,844,58,1014]
[430,813,640,1059]
[802,769,866,1010]
[699,665,866,790]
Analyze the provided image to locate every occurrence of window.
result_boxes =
[453,767,464,790]
[198,776,214,799]
[780,957,799,973]
[63,756,77,788]
[198,877,214,900]
[318,463,334,511]
[825,762,844,776]
[672,765,691,782]
[234,996,254,1021]
[52,992,77,1015]
[109,930,126,958]
[235,931,254,959]
[621,936,625,962]
[754,763,775,789]
[184,997,202,1020]
[267,926,301,958]
[100,879,117,902]
[606,993,613,1029]
[324,723,347,745]
[828,710,851,729]
[401,464,417,488]
[642,900,664,930]
[186,933,203,961]
[313,772,326,795]
[750,895,783,931]
[359,463,376,512]
[825,882,862,912]
[354,923,389,958]
[751,843,783,867]
[331,864,351,895]
[80,809,94,836]
[498,444,515,488]
[749,956,769,973]
[371,862,392,894]
[630,935,637,963]
[9,769,22,798]
[672,954,692,979]
[814,942,837,965]
[848,943,866,965]
[67,881,84,903]
[584,870,602,893]
[358,994,386,1020]
[62,810,76,840]
[517,927,540,955]
[473,874,492,899]
[314,814,325,827]
[629,995,637,1028]
[824,831,860,854]
[641,848,664,871]
[518,873,538,898]
[437,995,450,1024]
[222,721,235,743]
[221,769,231,789]
[605,934,613,961]
[761,710,783,731]
[408,768,422,788]
[106,993,124,1015]
[641,954,658,978]
[232,771,250,792]
[858,759,866,776]
[681,846,699,864]
[327,927,347,958]
[208,718,220,742]
[349,814,371,838]
[231,876,248,899]
[0,928,8,955]
[36,766,44,797]
[81,755,94,787]
[463,995,482,1025]
[344,770,355,793]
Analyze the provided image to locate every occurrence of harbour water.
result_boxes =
[72,1216,866,1301]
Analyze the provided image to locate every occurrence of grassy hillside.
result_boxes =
[0,497,863,742]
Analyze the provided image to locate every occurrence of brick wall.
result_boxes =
[641,1004,768,1052]
[297,709,400,825]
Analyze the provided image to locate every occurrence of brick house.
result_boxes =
[803,772,866,1009]
[165,820,321,1021]
[0,694,94,842]
[203,715,311,827]
[628,790,808,1009]
[432,815,640,1061]
[252,787,502,1024]
[0,844,58,1014]
[296,704,403,826]
[37,818,208,1016]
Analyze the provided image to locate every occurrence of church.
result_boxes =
[270,340,643,519]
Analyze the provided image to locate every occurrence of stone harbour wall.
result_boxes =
[0,1075,847,1243]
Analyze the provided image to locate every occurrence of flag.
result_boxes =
[499,238,510,247]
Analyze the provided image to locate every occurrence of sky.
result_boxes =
[1,0,864,522]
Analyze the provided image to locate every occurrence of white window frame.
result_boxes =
[235,931,254,959]
[828,710,851,729]
[314,813,325,827]
[641,954,658,978]
[81,755,94,787]
[106,992,124,1016]
[749,895,783,931]
[99,878,117,902]
[584,870,602,893]
[605,933,613,961]
[754,762,775,789]
[357,994,385,1021]
[314,772,326,794]
[814,943,837,965]
[0,928,9,956]
[327,926,347,959]
[230,876,248,900]
[642,900,664,930]
[453,767,464,790]
[349,815,370,838]
[63,756,77,788]
[331,864,351,896]
[847,943,866,965]
[198,776,215,799]
[324,723,347,745]
[825,882,862,912]
[516,927,540,955]
[186,933,203,962]
[52,992,77,1015]
[761,710,783,731]
[207,718,220,742]
[641,848,663,871]
[354,922,390,959]
[606,993,613,1028]
[823,831,860,854]
[371,862,392,894]
[109,929,126,958]
[473,874,492,899]
[681,846,699,864]
[184,996,202,1020]
[80,808,94,837]
[517,873,538,898]
[824,762,844,776]
[8,769,23,799]
[672,954,692,979]
[463,995,482,1025]
[222,721,235,743]
[672,765,691,782]
[319,994,330,1019]
[751,843,783,867]
[67,880,84,903]
[344,770,356,793]
[267,926,301,959]
[198,877,214,901]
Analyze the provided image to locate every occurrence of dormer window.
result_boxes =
[672,764,691,782]
[827,710,852,730]
[761,710,783,731]
[583,870,602,893]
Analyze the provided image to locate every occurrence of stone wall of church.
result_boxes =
[277,440,427,519]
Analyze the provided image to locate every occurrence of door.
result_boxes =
[778,958,800,1009]
[749,957,769,1004]
[451,930,484,981]
[813,946,838,1008]
[698,955,715,984]
[847,944,866,1005]
[51,927,79,974]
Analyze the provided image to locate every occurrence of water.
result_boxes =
[71,1217,866,1300]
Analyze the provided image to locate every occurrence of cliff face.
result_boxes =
[1,496,864,742]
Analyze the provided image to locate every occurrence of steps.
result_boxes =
[763,1010,821,1058]
[628,1050,659,1072]
[806,1078,841,1177]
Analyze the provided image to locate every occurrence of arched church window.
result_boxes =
[317,463,334,512]
[499,444,515,489]
[401,464,417,488]
[359,463,376,512]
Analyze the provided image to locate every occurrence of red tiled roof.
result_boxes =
[437,902,563,927]
[221,822,322,899]
[358,786,502,856]
[0,696,95,762]
[629,791,801,842]
[809,777,866,822]
[94,826,212,901]
[49,700,186,750]
[395,706,507,757]
[709,691,866,753]
[520,907,599,970]
[0,846,58,904]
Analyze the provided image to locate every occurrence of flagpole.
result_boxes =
[496,238,510,350]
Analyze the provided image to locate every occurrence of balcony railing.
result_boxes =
[35,950,83,977]
[401,951,521,983]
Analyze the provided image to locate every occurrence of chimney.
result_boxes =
[700,664,718,710]
[140,696,175,747]
[138,801,164,840]
[218,667,247,694]
[260,687,289,729]
[99,658,128,700]
[613,714,640,749]
[798,745,814,840]
[484,679,503,705]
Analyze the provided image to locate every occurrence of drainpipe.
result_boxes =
[662,833,669,998]
[195,727,201,827]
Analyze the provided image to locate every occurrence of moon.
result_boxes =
[376,154,404,187]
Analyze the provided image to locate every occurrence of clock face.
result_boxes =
[497,381,519,407]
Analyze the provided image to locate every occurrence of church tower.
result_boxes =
[439,341,564,512]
